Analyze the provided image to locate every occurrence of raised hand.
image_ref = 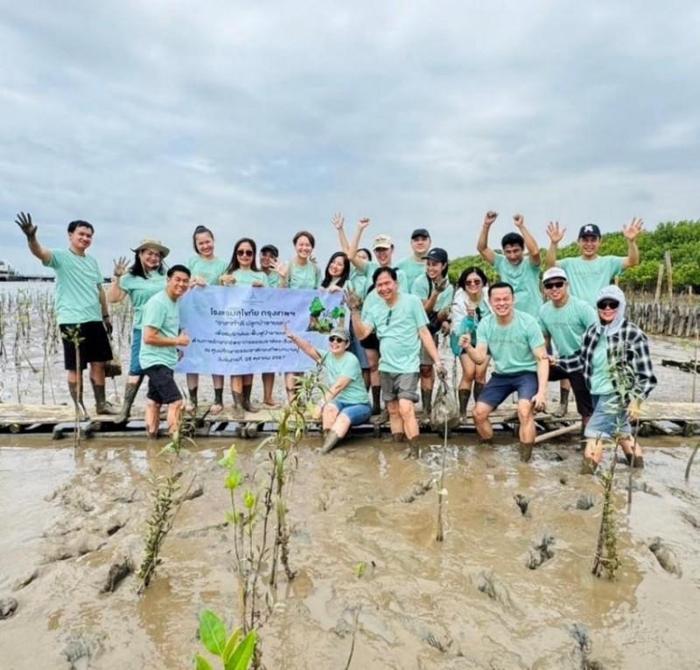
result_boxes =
[112,256,129,277]
[483,211,498,226]
[623,217,644,241]
[15,211,37,239]
[344,287,362,311]
[331,213,345,230]
[271,258,288,278]
[358,217,370,230]
[513,213,525,229]
[546,221,566,244]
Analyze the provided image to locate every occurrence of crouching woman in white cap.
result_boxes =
[579,285,657,473]
[284,326,372,453]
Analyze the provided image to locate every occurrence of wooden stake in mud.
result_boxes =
[692,327,699,403]
[664,251,673,303]
[654,263,664,305]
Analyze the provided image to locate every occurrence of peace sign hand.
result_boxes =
[331,213,345,230]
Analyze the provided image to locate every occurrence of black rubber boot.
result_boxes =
[473,382,484,402]
[68,381,90,421]
[242,385,258,413]
[115,379,142,423]
[421,389,432,417]
[92,380,117,415]
[458,389,471,418]
[554,388,570,417]
[371,385,381,415]
[188,386,198,412]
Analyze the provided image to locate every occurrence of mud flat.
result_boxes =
[1,433,699,669]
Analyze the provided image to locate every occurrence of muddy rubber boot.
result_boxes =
[519,442,534,463]
[68,381,90,421]
[92,381,118,415]
[115,380,142,424]
[211,387,224,416]
[458,389,471,421]
[321,430,342,454]
[231,391,245,420]
[407,438,420,459]
[371,385,382,415]
[553,388,569,417]
[421,389,432,418]
[242,384,259,413]
[186,386,198,413]
[391,432,406,442]
[581,456,598,475]
[473,382,484,402]
[632,455,645,469]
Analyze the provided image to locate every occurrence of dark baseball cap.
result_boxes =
[423,247,448,263]
[578,223,601,239]
[260,244,279,257]
[411,228,431,239]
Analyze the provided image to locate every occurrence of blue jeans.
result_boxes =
[329,400,372,426]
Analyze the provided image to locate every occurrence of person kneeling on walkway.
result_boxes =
[349,267,445,456]
[285,326,372,453]
[139,265,192,438]
[579,285,656,474]
[461,281,548,462]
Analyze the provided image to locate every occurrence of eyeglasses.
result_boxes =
[328,336,345,343]
[597,299,620,310]
[544,281,565,289]
[237,249,254,257]
[385,309,393,327]
[465,279,482,286]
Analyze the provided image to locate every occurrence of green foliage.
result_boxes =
[195,610,257,670]
[450,220,700,291]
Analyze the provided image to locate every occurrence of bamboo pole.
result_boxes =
[654,263,664,305]
[664,251,673,303]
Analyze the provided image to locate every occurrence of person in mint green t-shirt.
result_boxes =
[220,238,270,418]
[539,266,597,422]
[409,247,454,416]
[477,211,543,317]
[259,243,283,407]
[285,326,371,454]
[15,212,115,418]
[107,239,169,422]
[350,266,445,455]
[140,265,191,438]
[397,227,432,288]
[275,230,321,290]
[185,225,228,414]
[544,219,644,306]
[463,281,548,460]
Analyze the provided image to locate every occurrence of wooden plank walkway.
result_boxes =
[1,401,699,437]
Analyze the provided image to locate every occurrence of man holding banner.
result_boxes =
[349,266,445,456]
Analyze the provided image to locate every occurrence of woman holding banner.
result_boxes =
[186,225,228,415]
[285,325,372,453]
[221,238,268,418]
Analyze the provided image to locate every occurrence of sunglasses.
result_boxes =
[465,279,482,286]
[237,249,254,257]
[544,281,565,289]
[328,336,345,344]
[597,299,620,310]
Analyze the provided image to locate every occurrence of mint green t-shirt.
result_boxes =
[397,256,426,288]
[359,261,409,292]
[232,269,268,287]
[559,256,625,306]
[187,255,228,286]
[476,310,545,374]
[139,291,181,369]
[348,271,370,299]
[590,335,615,395]
[287,261,320,289]
[410,274,455,313]
[493,253,542,317]
[365,293,429,374]
[539,297,597,357]
[263,270,281,288]
[44,249,103,325]
[319,350,370,405]
[119,272,167,329]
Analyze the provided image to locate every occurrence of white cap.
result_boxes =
[542,267,568,283]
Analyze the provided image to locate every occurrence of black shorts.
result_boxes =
[360,332,380,351]
[548,366,594,418]
[60,321,113,371]
[144,365,182,405]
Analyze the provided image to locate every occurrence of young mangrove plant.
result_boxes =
[591,443,621,579]
[194,609,257,670]
[61,325,86,446]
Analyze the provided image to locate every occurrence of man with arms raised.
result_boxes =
[348,267,444,456]
[140,265,191,438]
[15,211,116,417]
[462,282,548,462]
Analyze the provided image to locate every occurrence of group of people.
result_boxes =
[15,208,656,471]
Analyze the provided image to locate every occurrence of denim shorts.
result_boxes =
[478,372,538,409]
[584,393,632,440]
[129,328,144,376]
[329,400,372,426]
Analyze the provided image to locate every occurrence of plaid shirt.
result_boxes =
[580,319,657,403]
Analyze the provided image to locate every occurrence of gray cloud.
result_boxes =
[1,1,699,273]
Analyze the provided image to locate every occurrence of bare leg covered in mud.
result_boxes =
[583,435,644,473]
[474,399,535,461]
[320,404,351,453]
[145,398,183,438]
[388,399,419,456]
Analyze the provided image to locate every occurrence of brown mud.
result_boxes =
[1,434,700,669]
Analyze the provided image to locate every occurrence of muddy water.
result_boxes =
[2,434,700,669]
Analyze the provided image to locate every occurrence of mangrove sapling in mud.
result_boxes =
[591,445,621,579]
[62,325,86,446]
[194,609,257,670]
[433,375,455,542]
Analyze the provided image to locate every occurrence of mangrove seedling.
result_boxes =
[194,609,257,670]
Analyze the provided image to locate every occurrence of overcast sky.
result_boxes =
[1,1,699,274]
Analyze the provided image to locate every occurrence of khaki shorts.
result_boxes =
[380,372,419,403]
